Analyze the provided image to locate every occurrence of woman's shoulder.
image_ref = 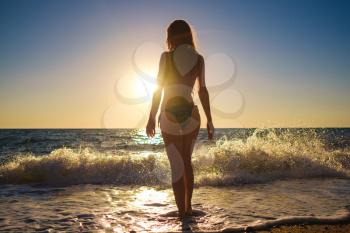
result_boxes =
[197,53,204,66]
[198,53,204,60]
[160,49,203,64]
[159,52,169,65]
[160,51,169,58]
[160,51,172,62]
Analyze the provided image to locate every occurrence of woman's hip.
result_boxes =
[159,105,200,136]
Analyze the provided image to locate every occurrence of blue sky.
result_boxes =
[1,0,349,127]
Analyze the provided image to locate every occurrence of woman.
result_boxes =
[146,19,214,218]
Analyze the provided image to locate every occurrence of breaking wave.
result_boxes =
[0,129,349,185]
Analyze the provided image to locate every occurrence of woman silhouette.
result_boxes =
[146,19,214,218]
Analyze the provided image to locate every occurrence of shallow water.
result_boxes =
[0,179,349,232]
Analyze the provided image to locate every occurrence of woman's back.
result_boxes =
[161,44,203,112]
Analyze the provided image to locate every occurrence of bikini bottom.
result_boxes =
[159,104,200,135]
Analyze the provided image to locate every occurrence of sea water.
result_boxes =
[0,128,349,232]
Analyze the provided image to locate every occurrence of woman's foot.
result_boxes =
[178,210,186,219]
[185,206,193,216]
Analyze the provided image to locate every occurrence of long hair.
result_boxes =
[167,20,196,51]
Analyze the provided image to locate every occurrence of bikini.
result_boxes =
[164,96,195,127]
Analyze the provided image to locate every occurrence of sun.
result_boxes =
[132,76,158,100]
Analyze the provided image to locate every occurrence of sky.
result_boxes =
[0,0,349,128]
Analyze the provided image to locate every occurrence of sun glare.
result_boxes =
[133,77,157,99]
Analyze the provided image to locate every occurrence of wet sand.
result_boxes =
[258,223,350,233]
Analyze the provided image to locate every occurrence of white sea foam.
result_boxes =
[194,128,350,185]
[0,129,349,185]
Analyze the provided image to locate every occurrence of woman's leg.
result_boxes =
[161,131,186,217]
[182,107,200,215]
[182,126,199,215]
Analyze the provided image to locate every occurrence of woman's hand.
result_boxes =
[207,121,214,140]
[146,117,156,138]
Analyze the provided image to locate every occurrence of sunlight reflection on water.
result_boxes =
[1,179,349,232]
[132,187,169,208]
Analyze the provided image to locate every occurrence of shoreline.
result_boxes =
[164,216,350,233]
[166,222,350,233]
[257,222,350,233]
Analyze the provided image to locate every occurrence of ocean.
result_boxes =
[0,128,349,232]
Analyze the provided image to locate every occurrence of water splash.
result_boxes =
[0,129,349,185]
[194,128,350,185]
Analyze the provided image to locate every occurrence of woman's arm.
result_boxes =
[197,55,214,139]
[146,52,166,137]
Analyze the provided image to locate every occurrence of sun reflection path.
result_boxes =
[95,187,179,232]
[131,187,170,209]
[128,187,182,232]
[132,128,163,145]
